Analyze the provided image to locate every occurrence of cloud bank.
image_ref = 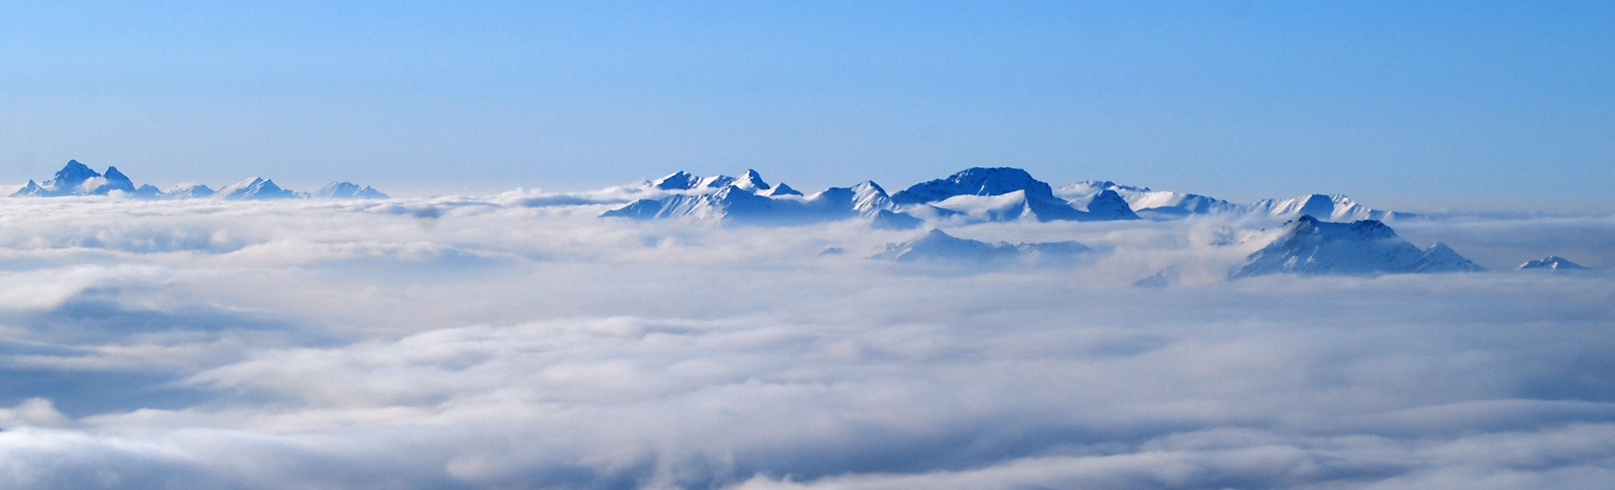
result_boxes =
[0,195,1609,489]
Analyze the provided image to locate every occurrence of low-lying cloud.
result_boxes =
[0,196,1609,489]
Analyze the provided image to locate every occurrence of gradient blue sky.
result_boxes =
[2,1,1611,210]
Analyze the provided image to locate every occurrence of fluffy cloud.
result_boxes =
[0,196,1610,488]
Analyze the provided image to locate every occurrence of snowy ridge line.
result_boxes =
[11,160,387,200]
[1056,180,1416,222]
[600,167,1414,227]
[12,162,1416,223]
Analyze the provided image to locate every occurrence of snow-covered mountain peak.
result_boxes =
[648,171,736,192]
[1060,180,1151,195]
[849,181,891,213]
[100,166,136,194]
[1080,189,1141,220]
[317,182,389,199]
[885,168,1138,223]
[597,167,1427,228]
[872,229,1091,262]
[1519,256,1588,272]
[1291,194,1339,219]
[1054,180,1410,223]
[651,171,699,190]
[1233,216,1483,277]
[13,160,141,197]
[891,167,1059,205]
[1413,242,1487,273]
[1251,194,1411,222]
[1058,181,1236,219]
[698,175,735,189]
[733,169,772,191]
[763,183,802,197]
[165,184,215,199]
[50,160,100,188]
[1296,215,1398,240]
[217,177,298,200]
[11,161,382,200]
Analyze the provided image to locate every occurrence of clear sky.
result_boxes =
[2,1,1611,210]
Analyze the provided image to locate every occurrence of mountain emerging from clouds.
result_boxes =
[1519,256,1590,273]
[604,167,1148,226]
[873,229,1092,262]
[891,167,1140,222]
[11,160,150,197]
[1232,216,1486,278]
[11,160,388,200]
[603,166,1415,228]
[1058,181,1414,221]
[14,161,1494,280]
[14,161,1424,228]
[602,173,893,225]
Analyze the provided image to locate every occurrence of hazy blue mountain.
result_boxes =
[317,182,389,199]
[216,177,299,200]
[1518,256,1589,273]
[873,229,1091,262]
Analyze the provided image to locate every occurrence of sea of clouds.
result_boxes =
[0,193,1611,489]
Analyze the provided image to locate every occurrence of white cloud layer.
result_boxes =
[0,196,1610,489]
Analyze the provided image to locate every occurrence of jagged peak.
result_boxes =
[651,171,699,190]
[733,169,772,191]
[103,166,131,181]
[54,159,100,178]
[697,175,734,189]
[225,176,269,187]
[217,177,298,200]
[851,180,887,195]
[1080,189,1139,218]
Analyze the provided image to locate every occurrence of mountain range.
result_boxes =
[603,167,1408,227]
[11,160,388,200]
[1057,181,1415,221]
[8,160,1587,279]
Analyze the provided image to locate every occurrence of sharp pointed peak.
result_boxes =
[732,169,772,191]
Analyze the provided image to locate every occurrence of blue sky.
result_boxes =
[2,1,1611,210]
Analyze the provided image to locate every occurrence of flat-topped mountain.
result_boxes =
[891,167,1139,222]
[1519,256,1589,273]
